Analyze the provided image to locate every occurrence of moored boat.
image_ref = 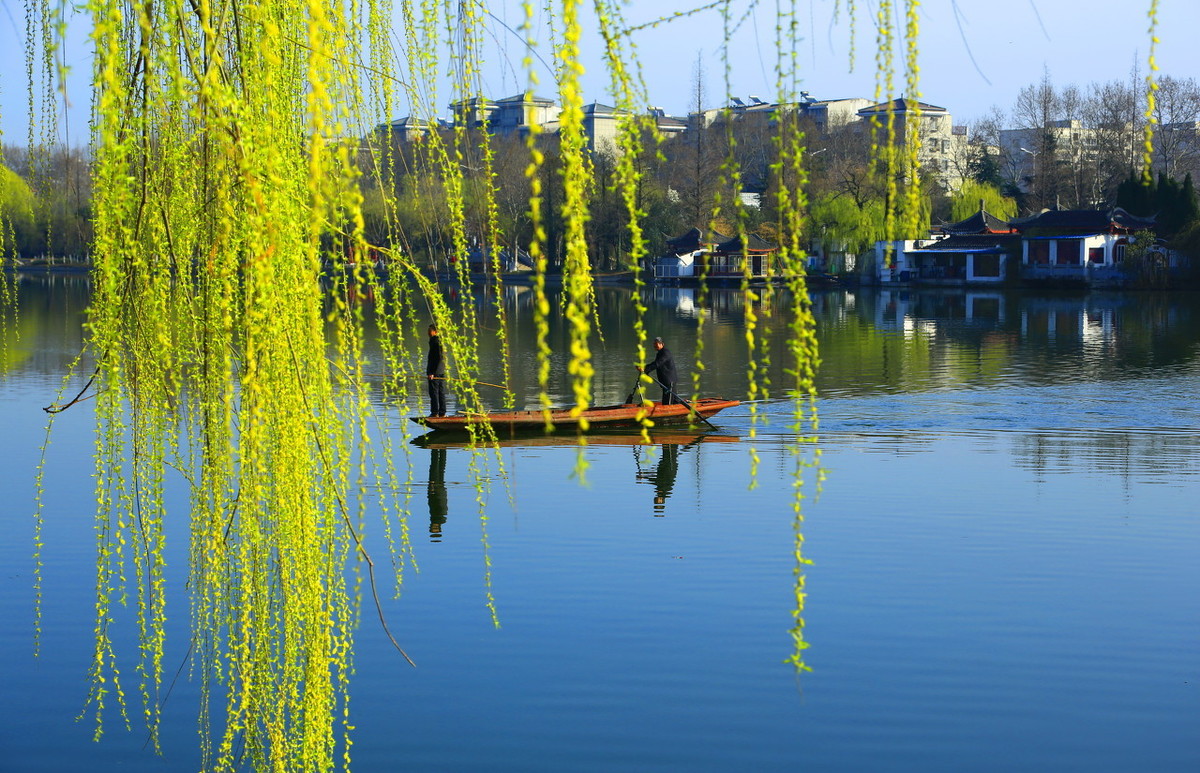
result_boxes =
[411,398,740,433]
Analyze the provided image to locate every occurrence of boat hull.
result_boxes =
[411,398,740,433]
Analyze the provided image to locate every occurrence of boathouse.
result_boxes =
[1012,208,1157,285]
[876,206,1019,285]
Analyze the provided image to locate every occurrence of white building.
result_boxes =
[856,98,961,190]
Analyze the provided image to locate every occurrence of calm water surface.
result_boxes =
[1,276,1197,771]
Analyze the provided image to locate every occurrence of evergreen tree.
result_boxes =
[1154,173,1190,237]
[969,146,1004,189]
[1180,174,1199,225]
[1116,172,1153,216]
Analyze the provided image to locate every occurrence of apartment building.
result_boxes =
[856,98,964,190]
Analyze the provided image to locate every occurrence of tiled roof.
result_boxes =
[906,234,1019,252]
[1011,207,1156,233]
[938,210,1015,235]
[583,102,620,115]
[858,98,949,115]
[384,116,434,129]
[496,93,556,105]
[449,96,497,108]
[715,232,777,253]
[665,228,729,252]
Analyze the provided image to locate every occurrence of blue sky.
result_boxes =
[556,0,1200,122]
[2,0,1199,144]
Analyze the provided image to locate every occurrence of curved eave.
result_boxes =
[1022,233,1106,240]
[906,247,1006,254]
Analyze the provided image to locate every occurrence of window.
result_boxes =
[1029,241,1050,265]
[1088,247,1105,264]
[972,297,1000,319]
[973,254,1001,277]
[1056,239,1081,265]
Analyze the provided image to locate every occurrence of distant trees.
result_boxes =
[949,181,1017,222]
[1116,171,1199,238]
[1081,76,1142,206]
[797,114,935,256]
[1150,76,1200,181]
[663,57,727,232]
[808,193,887,255]
[1,145,92,259]
[0,164,37,255]
[974,71,1200,216]
[10,69,1200,270]
[1114,170,1200,281]
[1008,74,1063,210]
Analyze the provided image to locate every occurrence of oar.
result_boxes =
[624,373,644,404]
[647,376,718,431]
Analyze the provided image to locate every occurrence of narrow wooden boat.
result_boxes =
[411,398,740,433]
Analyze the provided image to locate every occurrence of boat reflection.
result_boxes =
[411,429,740,449]
[414,430,739,520]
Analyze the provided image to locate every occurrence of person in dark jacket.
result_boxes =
[426,323,447,417]
[640,336,678,405]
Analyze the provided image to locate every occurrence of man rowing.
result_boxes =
[638,336,678,405]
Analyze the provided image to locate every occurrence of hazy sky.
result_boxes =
[2,0,1198,144]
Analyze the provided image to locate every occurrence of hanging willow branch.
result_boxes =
[43,365,102,413]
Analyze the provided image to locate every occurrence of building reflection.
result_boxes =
[1014,429,1200,485]
[649,286,778,326]
[809,287,1200,398]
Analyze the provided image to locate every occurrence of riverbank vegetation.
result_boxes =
[6,74,1200,273]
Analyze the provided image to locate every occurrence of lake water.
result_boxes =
[1,276,1198,771]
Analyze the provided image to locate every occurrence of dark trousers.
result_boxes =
[660,382,677,405]
[428,377,446,416]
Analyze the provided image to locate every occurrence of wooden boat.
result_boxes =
[411,398,740,433]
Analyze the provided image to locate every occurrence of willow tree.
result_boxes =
[15,1,1161,771]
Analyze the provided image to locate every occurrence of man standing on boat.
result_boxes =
[427,323,447,417]
[640,336,678,405]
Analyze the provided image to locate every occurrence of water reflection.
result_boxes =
[427,447,448,541]
[10,275,1199,771]
[635,442,679,515]
[414,431,740,518]
[649,285,781,326]
[650,287,698,318]
[6,273,92,379]
[21,273,1189,414]
[814,288,1200,398]
[1014,428,1200,485]
[499,285,1200,407]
